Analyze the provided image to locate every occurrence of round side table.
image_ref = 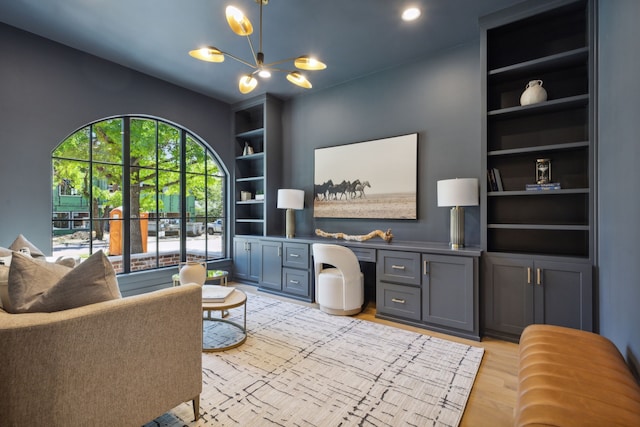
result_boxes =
[202,289,247,352]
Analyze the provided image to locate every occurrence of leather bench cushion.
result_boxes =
[516,324,640,427]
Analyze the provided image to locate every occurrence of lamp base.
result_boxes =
[285,208,295,238]
[449,206,465,249]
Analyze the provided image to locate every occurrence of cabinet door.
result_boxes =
[233,238,260,282]
[247,240,261,282]
[259,240,282,290]
[422,254,475,332]
[483,255,534,337]
[534,260,592,331]
[233,238,250,281]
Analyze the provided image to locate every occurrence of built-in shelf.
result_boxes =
[232,94,282,237]
[488,94,589,118]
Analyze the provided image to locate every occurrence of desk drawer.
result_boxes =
[283,243,309,269]
[376,282,421,321]
[377,250,421,285]
[348,246,376,262]
[282,268,310,298]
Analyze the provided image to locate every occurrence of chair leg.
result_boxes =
[192,395,200,421]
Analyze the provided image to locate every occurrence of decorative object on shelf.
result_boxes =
[189,1,326,94]
[179,261,207,286]
[487,168,504,192]
[315,228,394,243]
[526,183,561,191]
[255,191,264,200]
[242,142,254,156]
[520,79,548,106]
[437,178,479,249]
[277,189,305,238]
[240,191,252,201]
[536,158,551,184]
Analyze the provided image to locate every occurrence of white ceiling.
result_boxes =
[0,0,525,104]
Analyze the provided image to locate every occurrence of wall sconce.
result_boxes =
[277,189,305,238]
[437,178,479,249]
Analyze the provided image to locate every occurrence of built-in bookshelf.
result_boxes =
[233,95,282,236]
[480,0,594,340]
[482,0,593,258]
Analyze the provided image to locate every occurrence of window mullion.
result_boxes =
[180,129,187,262]
[122,118,131,273]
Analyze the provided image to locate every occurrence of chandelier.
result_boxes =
[189,0,327,94]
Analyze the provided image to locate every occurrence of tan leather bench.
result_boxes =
[516,324,640,427]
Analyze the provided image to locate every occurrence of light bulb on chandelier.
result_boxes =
[189,0,326,94]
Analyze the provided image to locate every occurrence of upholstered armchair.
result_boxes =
[0,284,203,427]
[312,243,364,315]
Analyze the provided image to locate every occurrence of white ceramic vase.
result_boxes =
[179,261,207,286]
[520,80,547,106]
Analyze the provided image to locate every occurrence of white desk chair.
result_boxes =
[312,243,364,315]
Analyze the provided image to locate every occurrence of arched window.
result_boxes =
[51,116,227,274]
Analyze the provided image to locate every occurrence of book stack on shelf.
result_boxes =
[202,285,235,302]
[487,168,504,191]
[526,183,561,191]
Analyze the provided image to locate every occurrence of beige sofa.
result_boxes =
[0,284,203,427]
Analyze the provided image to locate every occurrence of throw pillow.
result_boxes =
[8,235,45,258]
[8,251,121,313]
[0,265,9,310]
[7,252,72,313]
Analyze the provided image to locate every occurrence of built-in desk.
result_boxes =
[232,236,481,341]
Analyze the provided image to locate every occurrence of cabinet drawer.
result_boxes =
[282,268,310,297]
[376,282,421,321]
[377,250,421,285]
[347,246,376,262]
[283,243,309,269]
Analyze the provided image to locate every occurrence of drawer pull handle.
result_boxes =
[289,280,299,285]
[290,253,300,258]
[527,267,532,284]
[391,265,406,270]
[536,268,542,286]
[391,298,406,304]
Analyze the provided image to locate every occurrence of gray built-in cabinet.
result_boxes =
[376,249,480,341]
[480,0,595,341]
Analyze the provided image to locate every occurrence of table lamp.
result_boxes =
[277,189,305,238]
[437,178,479,249]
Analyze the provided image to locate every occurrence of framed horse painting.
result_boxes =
[313,133,418,219]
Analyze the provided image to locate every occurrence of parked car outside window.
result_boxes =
[207,219,223,235]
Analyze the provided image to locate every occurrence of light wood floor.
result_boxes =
[234,284,519,426]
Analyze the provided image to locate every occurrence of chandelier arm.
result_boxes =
[262,57,300,68]
[269,67,297,73]
[222,50,258,69]
[244,35,260,67]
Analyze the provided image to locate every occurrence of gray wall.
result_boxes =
[0,23,232,254]
[597,0,640,372]
[283,42,482,245]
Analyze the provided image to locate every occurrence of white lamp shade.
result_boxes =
[437,178,479,207]
[277,189,305,210]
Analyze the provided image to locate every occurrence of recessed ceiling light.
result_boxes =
[402,7,421,22]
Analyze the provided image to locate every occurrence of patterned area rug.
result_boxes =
[145,292,484,427]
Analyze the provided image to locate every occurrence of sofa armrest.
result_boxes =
[0,284,203,426]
